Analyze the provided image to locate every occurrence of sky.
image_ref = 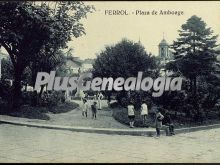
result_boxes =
[67,1,220,59]
[1,1,220,60]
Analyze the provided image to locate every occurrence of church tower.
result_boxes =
[158,38,169,61]
[158,35,174,76]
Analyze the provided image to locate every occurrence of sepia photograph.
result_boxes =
[0,1,220,163]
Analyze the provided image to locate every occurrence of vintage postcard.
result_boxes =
[0,1,220,163]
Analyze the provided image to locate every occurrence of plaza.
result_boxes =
[0,123,219,163]
[0,99,219,163]
[0,1,220,163]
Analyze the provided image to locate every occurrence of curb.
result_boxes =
[174,123,220,134]
[0,119,156,136]
[1,118,220,136]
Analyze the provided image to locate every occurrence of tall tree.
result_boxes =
[166,15,219,95]
[93,39,157,79]
[0,2,93,110]
[93,39,158,107]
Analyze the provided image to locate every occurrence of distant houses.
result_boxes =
[66,56,94,75]
[64,56,95,99]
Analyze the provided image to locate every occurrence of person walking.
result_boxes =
[91,101,97,119]
[163,109,175,135]
[82,99,89,118]
[155,107,164,138]
[97,92,104,110]
[141,101,148,127]
[127,102,135,128]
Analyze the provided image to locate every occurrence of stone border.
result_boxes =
[175,123,220,134]
[1,118,220,136]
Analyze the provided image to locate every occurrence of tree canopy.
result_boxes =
[92,39,158,107]
[93,39,157,78]
[0,1,94,110]
[166,15,219,94]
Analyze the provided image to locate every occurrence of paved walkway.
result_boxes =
[44,100,128,128]
[0,124,219,163]
[0,100,128,129]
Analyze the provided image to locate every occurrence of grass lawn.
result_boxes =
[0,101,79,120]
[111,104,155,128]
[111,102,220,128]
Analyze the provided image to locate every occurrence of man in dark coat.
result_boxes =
[162,109,175,135]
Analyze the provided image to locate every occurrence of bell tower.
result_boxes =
[158,34,169,60]
[158,34,173,76]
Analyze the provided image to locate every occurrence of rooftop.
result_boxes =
[159,39,168,46]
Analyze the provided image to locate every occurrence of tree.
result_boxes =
[0,2,93,110]
[167,15,219,95]
[1,58,14,80]
[92,39,158,108]
[164,15,220,120]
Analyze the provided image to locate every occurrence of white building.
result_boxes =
[66,57,94,74]
[65,56,94,99]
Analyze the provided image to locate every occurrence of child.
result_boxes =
[141,102,148,126]
[91,101,97,119]
[82,99,89,117]
[127,102,135,128]
[155,107,164,138]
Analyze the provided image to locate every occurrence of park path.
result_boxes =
[26,99,128,129]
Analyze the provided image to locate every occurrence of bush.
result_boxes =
[116,90,153,110]
[9,105,50,120]
[48,101,79,114]
[21,91,35,105]
[0,97,9,114]
[40,91,65,107]
[2,101,79,120]
[0,79,12,103]
[109,101,120,109]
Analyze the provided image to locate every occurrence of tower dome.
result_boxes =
[159,39,168,46]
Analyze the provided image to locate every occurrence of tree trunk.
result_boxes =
[38,85,45,99]
[11,72,22,111]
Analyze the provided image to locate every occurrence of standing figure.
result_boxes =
[163,109,175,135]
[127,102,135,128]
[93,94,97,101]
[91,101,97,119]
[155,107,164,138]
[82,99,89,117]
[141,101,148,127]
[97,92,104,110]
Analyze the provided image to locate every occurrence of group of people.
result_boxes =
[81,92,104,119]
[127,102,175,138]
[82,99,97,119]
[81,93,175,138]
[155,108,175,138]
[127,101,149,128]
